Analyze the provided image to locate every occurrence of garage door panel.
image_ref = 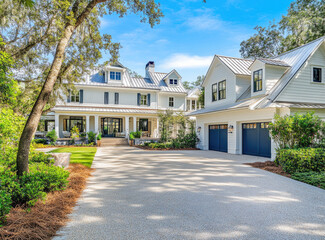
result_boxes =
[209,125,228,153]
[243,123,271,158]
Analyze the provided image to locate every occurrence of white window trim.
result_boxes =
[310,65,325,84]
[169,97,174,107]
[140,94,147,106]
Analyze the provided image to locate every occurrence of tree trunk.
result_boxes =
[16,0,105,176]
[16,25,75,176]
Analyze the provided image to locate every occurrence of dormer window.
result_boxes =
[313,67,322,82]
[253,69,263,92]
[169,79,178,85]
[110,71,121,80]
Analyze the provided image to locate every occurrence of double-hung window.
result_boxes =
[110,71,115,80]
[212,83,217,101]
[169,97,174,107]
[116,72,121,80]
[70,91,80,103]
[253,69,263,92]
[313,67,322,83]
[140,94,147,105]
[218,80,226,100]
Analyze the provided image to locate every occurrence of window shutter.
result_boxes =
[137,93,141,106]
[67,89,71,103]
[115,93,119,104]
[79,89,83,103]
[104,92,109,104]
[147,93,151,106]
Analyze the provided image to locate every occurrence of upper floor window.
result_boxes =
[218,80,226,100]
[186,100,190,111]
[313,67,322,83]
[169,97,174,107]
[140,94,147,105]
[169,79,178,85]
[110,71,121,80]
[192,100,196,110]
[212,83,217,101]
[114,92,119,104]
[70,91,80,103]
[253,69,263,92]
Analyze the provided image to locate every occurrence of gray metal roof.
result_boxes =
[217,55,253,76]
[78,64,187,94]
[255,58,291,67]
[257,36,325,108]
[53,105,159,114]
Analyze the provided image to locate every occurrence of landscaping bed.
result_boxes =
[0,164,93,240]
[245,161,291,177]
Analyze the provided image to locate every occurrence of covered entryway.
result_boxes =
[101,117,123,137]
[242,122,271,158]
[208,124,228,152]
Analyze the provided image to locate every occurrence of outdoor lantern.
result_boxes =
[228,125,234,133]
[197,126,201,133]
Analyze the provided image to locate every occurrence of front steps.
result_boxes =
[100,138,129,147]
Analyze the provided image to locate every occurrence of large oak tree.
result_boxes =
[0,0,163,176]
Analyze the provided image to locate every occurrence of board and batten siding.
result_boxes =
[204,61,237,108]
[277,43,325,104]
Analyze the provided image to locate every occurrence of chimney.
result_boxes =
[145,61,155,77]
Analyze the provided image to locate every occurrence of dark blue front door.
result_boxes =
[242,122,271,158]
[209,124,228,152]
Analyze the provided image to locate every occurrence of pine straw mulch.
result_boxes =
[0,164,94,240]
[245,161,291,177]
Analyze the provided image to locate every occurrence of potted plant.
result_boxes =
[129,132,135,146]
[97,132,102,147]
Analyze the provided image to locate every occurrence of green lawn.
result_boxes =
[50,147,97,167]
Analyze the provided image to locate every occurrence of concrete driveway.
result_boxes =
[55,146,325,240]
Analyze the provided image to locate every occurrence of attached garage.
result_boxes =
[242,122,271,158]
[209,124,228,152]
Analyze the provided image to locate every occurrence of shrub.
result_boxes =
[33,139,48,144]
[0,190,12,224]
[46,130,57,144]
[129,131,142,139]
[291,171,325,189]
[148,142,172,149]
[33,143,47,148]
[275,148,325,174]
[70,126,80,139]
[29,152,54,165]
[87,131,96,143]
[269,112,323,149]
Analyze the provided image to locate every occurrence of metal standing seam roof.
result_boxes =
[254,58,291,67]
[149,72,187,93]
[217,55,253,75]
[256,36,325,109]
[53,105,159,114]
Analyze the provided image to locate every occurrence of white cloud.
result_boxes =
[160,54,213,69]
[186,15,223,30]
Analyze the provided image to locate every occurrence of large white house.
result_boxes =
[39,61,201,139]
[190,36,325,160]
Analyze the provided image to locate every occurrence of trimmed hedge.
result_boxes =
[275,148,325,174]
[291,171,325,189]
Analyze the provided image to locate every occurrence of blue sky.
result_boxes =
[100,0,293,83]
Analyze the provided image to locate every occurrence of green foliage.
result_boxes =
[33,138,48,144]
[46,129,58,144]
[158,110,175,142]
[240,0,325,58]
[291,171,325,189]
[269,112,323,149]
[87,131,96,143]
[70,126,80,140]
[148,142,173,149]
[97,132,102,140]
[275,148,325,174]
[129,131,142,140]
[0,190,12,224]
[29,152,54,165]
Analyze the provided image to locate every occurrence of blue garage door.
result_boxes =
[209,124,228,152]
[242,122,271,158]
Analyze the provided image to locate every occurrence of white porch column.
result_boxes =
[94,115,99,134]
[55,113,59,138]
[156,118,159,138]
[125,116,130,138]
[86,115,90,134]
[133,117,137,132]
[190,100,192,111]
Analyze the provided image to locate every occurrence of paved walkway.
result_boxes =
[55,147,325,240]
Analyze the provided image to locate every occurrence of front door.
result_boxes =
[101,118,122,137]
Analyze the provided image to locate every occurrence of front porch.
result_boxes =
[52,114,160,139]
